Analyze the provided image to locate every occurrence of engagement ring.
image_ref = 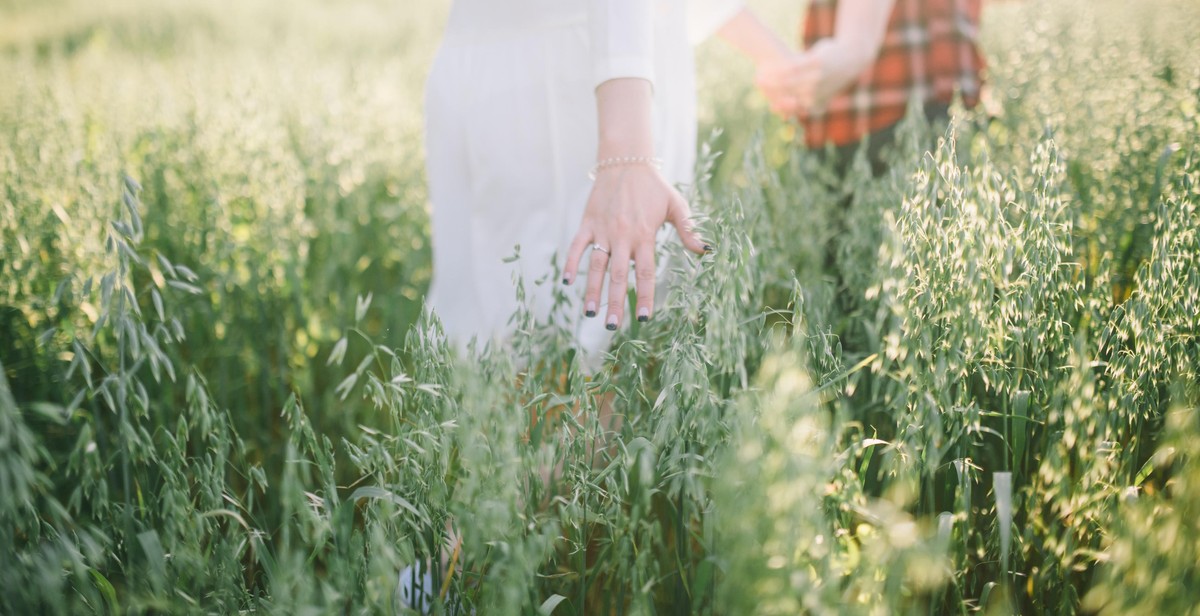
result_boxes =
[592,244,610,255]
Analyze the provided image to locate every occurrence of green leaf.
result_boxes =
[201,508,251,530]
[29,402,68,424]
[355,292,373,324]
[137,530,167,591]
[151,289,164,321]
[166,280,203,295]
[328,337,348,366]
[335,373,359,401]
[89,569,120,613]
[1012,390,1031,469]
[538,594,568,615]
[349,486,429,524]
[1134,456,1156,487]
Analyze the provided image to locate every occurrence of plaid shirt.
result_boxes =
[799,0,985,148]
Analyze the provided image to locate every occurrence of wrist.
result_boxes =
[753,42,795,72]
[595,77,655,159]
[589,156,663,180]
[597,137,655,160]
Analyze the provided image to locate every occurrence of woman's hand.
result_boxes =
[563,165,706,330]
[563,78,705,330]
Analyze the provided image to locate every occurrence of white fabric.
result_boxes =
[424,0,740,364]
[589,0,656,86]
[688,0,745,44]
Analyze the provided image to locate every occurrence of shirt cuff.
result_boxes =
[593,56,656,90]
[589,0,656,90]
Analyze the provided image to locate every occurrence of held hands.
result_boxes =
[755,51,823,117]
[563,163,707,330]
[712,7,823,118]
[755,0,900,118]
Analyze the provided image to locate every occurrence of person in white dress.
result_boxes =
[424,0,792,363]
[405,3,796,611]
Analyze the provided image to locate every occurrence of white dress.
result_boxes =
[424,0,741,362]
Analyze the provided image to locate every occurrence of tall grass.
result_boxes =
[1,0,1198,613]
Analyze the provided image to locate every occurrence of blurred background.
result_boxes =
[0,0,809,463]
[2,0,1198,614]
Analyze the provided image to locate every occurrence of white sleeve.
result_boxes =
[687,0,744,45]
[588,0,656,89]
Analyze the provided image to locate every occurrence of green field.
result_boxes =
[2,0,1198,613]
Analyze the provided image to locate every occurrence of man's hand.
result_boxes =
[755,52,824,117]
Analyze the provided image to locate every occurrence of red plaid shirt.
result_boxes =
[799,0,986,148]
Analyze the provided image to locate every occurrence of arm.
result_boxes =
[714,7,793,70]
[806,0,896,106]
[563,1,706,330]
[756,0,897,115]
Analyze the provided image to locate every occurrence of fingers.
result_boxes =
[573,175,709,331]
[757,78,802,116]
[755,54,821,116]
[563,228,593,285]
[583,242,609,318]
[667,190,709,255]
[605,245,632,330]
[633,244,656,322]
[753,68,780,94]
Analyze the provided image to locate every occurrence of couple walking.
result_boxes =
[424,0,985,364]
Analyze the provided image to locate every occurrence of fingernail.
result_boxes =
[703,244,714,253]
[585,302,596,318]
[606,314,618,331]
[562,276,571,285]
[637,307,649,322]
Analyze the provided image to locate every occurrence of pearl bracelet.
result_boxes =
[588,156,663,180]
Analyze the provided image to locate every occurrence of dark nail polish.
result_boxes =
[703,244,713,252]
[562,277,570,285]
[585,310,596,318]
[637,315,648,322]
[605,323,617,331]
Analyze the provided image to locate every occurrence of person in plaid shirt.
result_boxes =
[757,0,986,176]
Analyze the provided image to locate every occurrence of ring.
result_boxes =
[592,244,610,255]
